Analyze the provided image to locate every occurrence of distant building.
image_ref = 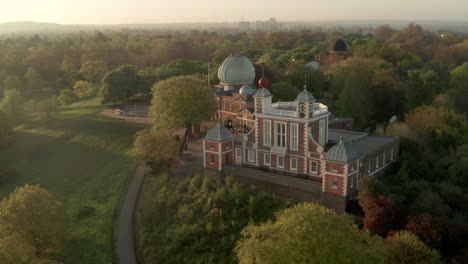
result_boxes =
[313,39,353,71]
[255,18,280,32]
[239,21,250,32]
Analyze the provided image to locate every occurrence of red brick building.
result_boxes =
[204,80,399,198]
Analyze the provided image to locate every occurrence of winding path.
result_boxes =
[114,164,148,264]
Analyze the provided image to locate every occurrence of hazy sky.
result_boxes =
[1,0,467,24]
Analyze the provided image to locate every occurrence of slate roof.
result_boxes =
[325,129,396,163]
[254,87,272,97]
[296,87,315,101]
[205,123,233,142]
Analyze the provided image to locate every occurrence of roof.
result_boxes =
[325,129,396,163]
[205,123,233,142]
[254,87,272,97]
[239,85,256,95]
[218,55,255,85]
[330,39,350,52]
[296,87,315,101]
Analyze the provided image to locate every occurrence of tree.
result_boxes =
[374,25,395,42]
[34,96,57,120]
[270,81,299,101]
[0,185,67,262]
[405,214,442,248]
[3,75,22,90]
[57,89,78,106]
[328,57,400,127]
[100,65,138,104]
[79,60,108,84]
[356,176,381,208]
[362,195,400,236]
[385,231,442,264]
[73,80,96,98]
[24,67,44,90]
[405,69,444,110]
[236,203,386,264]
[149,75,217,135]
[0,89,25,127]
[131,128,180,170]
[0,110,11,147]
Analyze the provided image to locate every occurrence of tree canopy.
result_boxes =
[0,184,67,263]
[149,75,217,131]
[236,203,386,264]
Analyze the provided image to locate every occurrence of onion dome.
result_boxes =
[296,86,315,101]
[218,55,255,85]
[205,123,233,142]
[239,85,256,95]
[330,39,350,52]
[258,77,268,88]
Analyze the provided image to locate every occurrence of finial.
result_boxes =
[304,74,308,90]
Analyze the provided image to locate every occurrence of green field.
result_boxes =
[0,98,148,263]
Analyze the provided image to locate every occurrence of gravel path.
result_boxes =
[114,164,147,264]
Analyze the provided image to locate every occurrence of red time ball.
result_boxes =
[258,77,268,87]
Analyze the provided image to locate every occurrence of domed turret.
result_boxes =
[239,85,256,95]
[205,123,233,142]
[330,39,350,52]
[296,87,315,102]
[218,55,256,86]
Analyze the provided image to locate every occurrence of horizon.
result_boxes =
[1,0,468,25]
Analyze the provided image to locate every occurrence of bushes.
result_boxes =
[137,174,286,264]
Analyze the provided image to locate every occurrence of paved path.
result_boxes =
[114,164,148,264]
[99,109,152,124]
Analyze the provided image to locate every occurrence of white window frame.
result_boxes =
[290,157,298,171]
[310,160,318,174]
[264,153,271,166]
[290,123,299,151]
[277,156,284,168]
[274,121,287,148]
[319,119,326,145]
[332,178,338,189]
[247,149,255,163]
[263,120,271,147]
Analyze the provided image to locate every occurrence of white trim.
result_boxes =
[264,153,271,166]
[309,160,318,174]
[290,157,298,171]
[263,119,271,147]
[247,149,255,163]
[289,123,299,151]
[274,121,287,148]
[277,156,285,168]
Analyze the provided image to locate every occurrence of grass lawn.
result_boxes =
[0,98,149,263]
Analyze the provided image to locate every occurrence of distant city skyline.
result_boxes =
[1,0,467,25]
